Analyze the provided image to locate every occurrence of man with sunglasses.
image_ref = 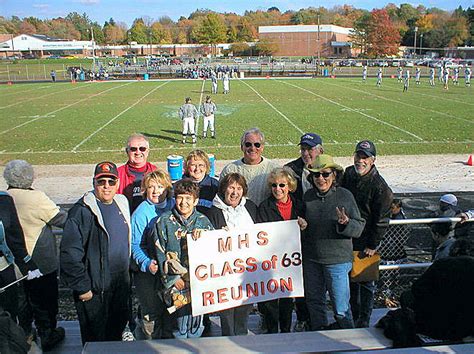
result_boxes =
[117,133,157,213]
[285,132,323,332]
[219,128,279,206]
[341,140,393,328]
[61,161,131,345]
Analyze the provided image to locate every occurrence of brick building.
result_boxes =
[259,25,354,57]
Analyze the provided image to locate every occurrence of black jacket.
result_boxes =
[257,194,304,223]
[341,165,393,250]
[412,256,474,340]
[204,199,258,229]
[0,192,37,276]
[285,157,306,202]
[60,192,131,295]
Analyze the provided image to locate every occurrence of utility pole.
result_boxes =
[413,26,418,57]
[419,33,423,55]
[317,13,321,76]
[90,27,96,72]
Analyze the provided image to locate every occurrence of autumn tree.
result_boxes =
[349,12,371,56]
[366,9,401,57]
[255,39,278,55]
[191,13,227,45]
[230,42,251,55]
[129,18,148,43]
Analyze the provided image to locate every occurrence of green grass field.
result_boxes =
[0,76,472,165]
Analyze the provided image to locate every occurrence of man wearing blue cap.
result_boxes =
[286,133,324,202]
[342,140,393,328]
[285,132,323,332]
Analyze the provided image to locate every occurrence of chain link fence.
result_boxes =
[375,217,473,308]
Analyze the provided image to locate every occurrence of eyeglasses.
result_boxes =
[244,142,262,148]
[271,183,287,188]
[312,172,333,179]
[96,178,118,186]
[128,146,147,152]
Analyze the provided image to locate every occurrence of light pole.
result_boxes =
[419,33,423,56]
[413,26,418,57]
[317,13,321,75]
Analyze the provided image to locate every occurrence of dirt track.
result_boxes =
[0,154,473,204]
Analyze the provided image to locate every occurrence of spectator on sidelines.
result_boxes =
[258,167,307,333]
[204,173,258,336]
[4,160,67,351]
[431,222,455,261]
[180,150,219,214]
[342,140,393,328]
[131,170,175,339]
[303,155,365,330]
[220,128,279,206]
[118,133,157,213]
[61,162,131,345]
[50,70,56,83]
[151,179,214,338]
[0,192,40,324]
[285,132,324,331]
[179,97,199,144]
[200,96,217,139]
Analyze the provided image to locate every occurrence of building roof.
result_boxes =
[259,25,352,35]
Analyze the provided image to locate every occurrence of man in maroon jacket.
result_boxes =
[117,133,157,213]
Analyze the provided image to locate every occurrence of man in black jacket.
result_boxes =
[60,162,131,345]
[342,140,393,328]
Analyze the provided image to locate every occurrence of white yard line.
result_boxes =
[0,84,85,109]
[72,81,169,151]
[2,139,471,155]
[195,80,206,137]
[278,79,424,141]
[240,79,305,134]
[327,80,474,125]
[0,82,132,136]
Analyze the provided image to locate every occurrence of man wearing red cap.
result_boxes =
[117,133,156,213]
[61,162,131,345]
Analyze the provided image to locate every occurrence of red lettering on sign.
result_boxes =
[217,288,229,303]
[217,237,232,253]
[256,231,268,246]
[238,233,250,248]
[195,265,208,281]
[202,291,214,306]
[246,257,257,272]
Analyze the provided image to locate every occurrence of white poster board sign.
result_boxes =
[187,220,304,316]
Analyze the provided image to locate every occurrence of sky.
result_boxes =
[1,0,472,27]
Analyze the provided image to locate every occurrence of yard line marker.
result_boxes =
[195,80,206,138]
[240,79,305,134]
[0,82,132,136]
[0,84,84,109]
[327,80,473,125]
[3,139,472,156]
[278,79,424,141]
[72,81,169,152]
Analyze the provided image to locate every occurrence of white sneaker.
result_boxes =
[293,320,307,332]
[122,328,135,341]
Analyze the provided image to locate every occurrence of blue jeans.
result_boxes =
[350,280,376,327]
[304,260,354,330]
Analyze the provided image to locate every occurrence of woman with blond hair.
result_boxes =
[131,169,175,339]
[180,149,219,213]
[258,167,307,333]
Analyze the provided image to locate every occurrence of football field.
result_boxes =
[0,76,473,165]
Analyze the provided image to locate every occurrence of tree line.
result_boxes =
[0,4,473,57]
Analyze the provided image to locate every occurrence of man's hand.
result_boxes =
[364,248,377,257]
[297,217,308,231]
[79,290,93,302]
[149,260,158,275]
[174,278,185,290]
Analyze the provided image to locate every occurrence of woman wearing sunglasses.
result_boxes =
[303,155,365,331]
[131,169,175,339]
[257,167,307,333]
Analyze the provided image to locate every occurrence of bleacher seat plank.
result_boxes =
[83,328,392,353]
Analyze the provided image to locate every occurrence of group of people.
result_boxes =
[1,129,473,351]
[179,95,218,144]
[370,65,472,90]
